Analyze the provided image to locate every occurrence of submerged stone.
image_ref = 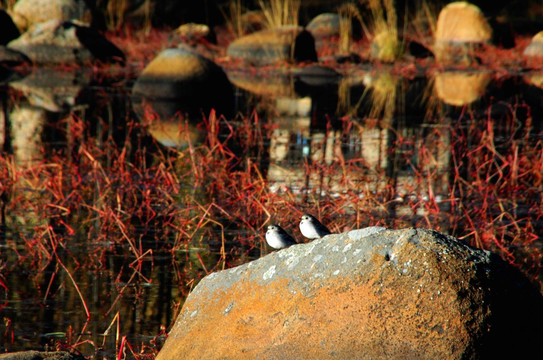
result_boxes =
[156,227,543,359]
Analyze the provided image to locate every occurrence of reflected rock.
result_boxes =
[9,68,90,112]
[294,65,340,87]
[8,0,91,32]
[139,106,205,148]
[524,72,543,89]
[10,104,47,164]
[434,71,491,106]
[132,47,233,147]
[7,20,125,64]
[523,31,543,58]
[275,97,311,117]
[434,2,492,65]
[227,69,297,98]
[132,47,233,118]
[0,46,31,74]
[228,65,339,99]
[226,26,317,65]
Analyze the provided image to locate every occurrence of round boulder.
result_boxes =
[434,2,492,65]
[226,25,317,65]
[435,2,492,43]
[9,0,91,32]
[132,47,234,120]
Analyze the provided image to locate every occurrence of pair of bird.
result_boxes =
[265,214,331,250]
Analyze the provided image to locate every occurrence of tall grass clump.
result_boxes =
[0,0,16,10]
[337,2,364,54]
[258,0,300,28]
[359,0,399,62]
[224,0,244,38]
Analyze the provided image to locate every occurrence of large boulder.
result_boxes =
[9,0,91,32]
[434,2,492,65]
[7,20,124,64]
[435,2,492,44]
[226,26,317,65]
[156,227,543,359]
[132,47,234,147]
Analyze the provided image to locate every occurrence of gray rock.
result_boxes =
[7,20,124,64]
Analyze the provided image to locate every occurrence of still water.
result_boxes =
[1,64,542,357]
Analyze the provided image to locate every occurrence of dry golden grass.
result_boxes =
[359,0,400,61]
[0,0,16,10]
[258,0,300,29]
[223,0,244,37]
[337,2,364,54]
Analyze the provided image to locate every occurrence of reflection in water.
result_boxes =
[132,98,206,148]
[433,71,491,106]
[0,67,542,358]
[9,68,90,112]
[10,104,47,165]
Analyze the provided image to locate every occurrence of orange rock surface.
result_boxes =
[157,228,543,359]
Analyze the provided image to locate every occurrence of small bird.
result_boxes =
[299,214,331,239]
[265,224,297,249]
